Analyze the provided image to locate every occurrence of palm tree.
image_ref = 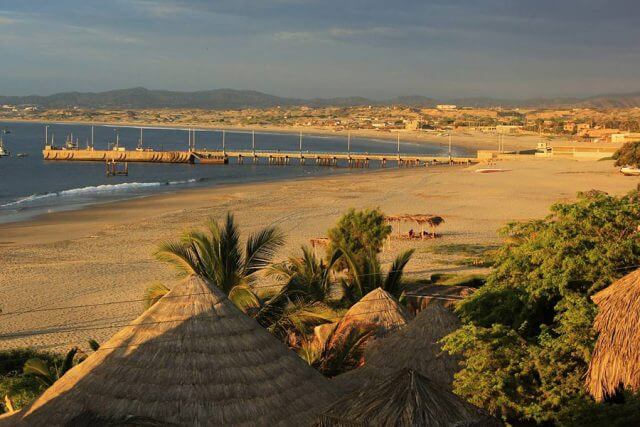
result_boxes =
[267,246,343,304]
[23,347,78,387]
[339,247,414,304]
[298,324,375,377]
[154,213,285,312]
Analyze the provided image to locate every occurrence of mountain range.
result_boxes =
[2,87,640,110]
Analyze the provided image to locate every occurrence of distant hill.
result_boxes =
[1,87,640,109]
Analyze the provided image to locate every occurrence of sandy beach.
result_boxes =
[0,158,637,352]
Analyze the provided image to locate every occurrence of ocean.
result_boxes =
[0,122,467,224]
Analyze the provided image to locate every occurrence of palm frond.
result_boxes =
[143,283,171,309]
[23,358,54,387]
[244,226,285,276]
[383,248,415,298]
[228,284,261,313]
[154,241,198,277]
[298,339,323,366]
[59,347,78,377]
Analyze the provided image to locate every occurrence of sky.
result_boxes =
[0,0,639,99]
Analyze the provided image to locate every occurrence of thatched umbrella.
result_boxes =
[6,276,337,426]
[316,368,502,426]
[334,288,412,338]
[332,302,461,396]
[384,214,445,238]
[405,284,475,314]
[587,269,640,401]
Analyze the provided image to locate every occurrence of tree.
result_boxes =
[267,246,343,305]
[298,324,375,377]
[326,208,391,271]
[23,347,78,387]
[613,141,640,167]
[443,188,640,424]
[339,247,414,303]
[155,212,285,312]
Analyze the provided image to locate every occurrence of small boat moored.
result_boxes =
[620,166,640,176]
[0,137,9,157]
[474,168,509,174]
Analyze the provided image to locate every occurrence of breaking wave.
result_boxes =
[0,179,197,208]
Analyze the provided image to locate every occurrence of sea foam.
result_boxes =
[0,179,197,208]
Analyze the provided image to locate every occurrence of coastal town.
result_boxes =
[3,103,640,144]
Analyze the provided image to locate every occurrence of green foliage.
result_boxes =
[143,283,170,309]
[339,247,414,303]
[326,208,391,270]
[429,273,487,288]
[442,324,540,420]
[0,349,63,413]
[24,347,78,387]
[155,212,284,312]
[557,392,640,427]
[298,325,375,377]
[613,141,640,167]
[443,188,640,424]
[267,246,342,305]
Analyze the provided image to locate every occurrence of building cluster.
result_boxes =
[1,102,639,142]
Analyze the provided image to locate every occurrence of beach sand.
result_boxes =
[0,158,637,351]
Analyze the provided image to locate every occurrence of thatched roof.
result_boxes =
[334,288,412,338]
[385,214,445,226]
[332,302,461,396]
[587,269,640,401]
[405,284,475,313]
[7,276,337,426]
[316,368,501,427]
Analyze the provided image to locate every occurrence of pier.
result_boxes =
[42,147,476,167]
[41,127,477,167]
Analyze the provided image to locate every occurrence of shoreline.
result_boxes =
[0,165,399,243]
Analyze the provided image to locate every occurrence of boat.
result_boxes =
[64,133,78,150]
[475,168,508,173]
[0,137,9,157]
[16,153,28,158]
[620,166,640,176]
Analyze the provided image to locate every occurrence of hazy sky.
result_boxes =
[1,0,639,99]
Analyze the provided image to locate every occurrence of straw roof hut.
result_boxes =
[405,284,475,313]
[332,302,461,396]
[334,288,412,338]
[5,276,337,426]
[587,269,640,401]
[316,368,501,427]
[385,214,445,239]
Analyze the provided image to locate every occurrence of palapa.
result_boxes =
[384,214,445,238]
[4,276,337,426]
[334,288,412,338]
[316,368,502,427]
[405,284,475,313]
[331,302,461,396]
[587,269,640,401]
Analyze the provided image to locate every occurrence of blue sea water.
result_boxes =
[0,122,467,224]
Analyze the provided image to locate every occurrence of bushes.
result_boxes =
[326,208,391,270]
[0,349,62,413]
[613,141,640,167]
[443,188,640,424]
